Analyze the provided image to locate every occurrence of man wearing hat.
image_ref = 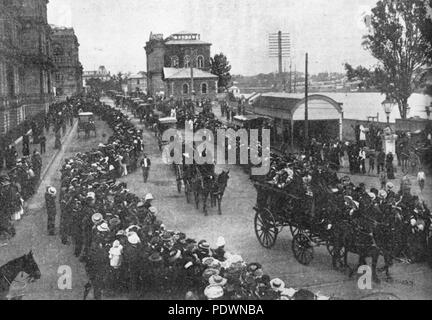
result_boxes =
[45,186,57,236]
[140,154,151,183]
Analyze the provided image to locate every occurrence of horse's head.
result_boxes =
[22,251,41,282]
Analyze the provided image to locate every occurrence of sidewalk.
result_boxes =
[2,120,76,178]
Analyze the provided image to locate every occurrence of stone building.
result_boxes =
[127,72,147,94]
[83,66,111,84]
[145,31,218,99]
[51,26,83,98]
[0,0,55,135]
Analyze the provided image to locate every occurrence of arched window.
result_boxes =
[184,55,190,68]
[171,56,179,67]
[183,83,189,95]
[197,55,204,68]
[201,82,207,94]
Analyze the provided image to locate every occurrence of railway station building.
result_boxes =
[252,93,344,149]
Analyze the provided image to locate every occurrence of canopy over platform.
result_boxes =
[253,93,344,143]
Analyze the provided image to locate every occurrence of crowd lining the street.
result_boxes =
[55,95,332,300]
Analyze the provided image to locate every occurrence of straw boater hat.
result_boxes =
[378,190,388,199]
[168,249,181,263]
[97,222,109,232]
[149,206,157,214]
[367,192,376,201]
[144,193,154,201]
[202,257,222,269]
[270,278,285,291]
[209,274,228,286]
[91,213,103,224]
[47,186,56,196]
[204,285,224,300]
[127,232,141,244]
[148,252,162,263]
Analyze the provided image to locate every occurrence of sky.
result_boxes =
[47,0,380,76]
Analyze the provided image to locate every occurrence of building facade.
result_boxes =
[83,65,111,85]
[145,31,218,99]
[52,26,83,98]
[127,72,147,94]
[0,0,55,135]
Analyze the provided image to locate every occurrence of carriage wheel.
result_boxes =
[290,225,299,238]
[292,232,314,265]
[254,208,278,249]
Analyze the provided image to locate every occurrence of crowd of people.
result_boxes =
[55,95,331,300]
[0,97,83,240]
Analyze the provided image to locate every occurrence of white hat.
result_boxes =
[97,222,109,232]
[144,193,154,201]
[112,240,121,248]
[204,285,224,300]
[410,218,417,227]
[47,187,56,196]
[127,232,141,244]
[216,236,225,247]
[270,278,285,291]
[87,192,96,199]
[91,213,103,224]
[149,206,157,214]
[367,192,376,200]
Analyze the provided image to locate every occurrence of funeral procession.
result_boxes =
[1,0,432,304]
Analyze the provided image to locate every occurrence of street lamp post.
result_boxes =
[382,98,395,124]
[425,103,431,120]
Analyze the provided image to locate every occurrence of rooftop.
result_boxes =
[163,67,217,80]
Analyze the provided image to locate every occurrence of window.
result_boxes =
[184,55,190,68]
[197,55,204,69]
[201,83,207,94]
[137,80,140,85]
[6,65,15,97]
[171,56,179,67]
[183,83,189,95]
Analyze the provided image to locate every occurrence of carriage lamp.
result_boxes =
[382,98,396,124]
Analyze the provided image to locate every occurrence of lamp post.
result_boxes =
[425,103,431,120]
[382,98,395,124]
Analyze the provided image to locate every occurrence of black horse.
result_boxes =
[331,213,395,284]
[210,170,230,215]
[0,251,41,300]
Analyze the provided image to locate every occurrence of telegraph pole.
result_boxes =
[304,53,309,143]
[190,49,197,114]
[269,31,290,91]
[289,61,292,93]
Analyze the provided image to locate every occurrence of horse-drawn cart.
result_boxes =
[253,181,340,266]
[156,117,177,151]
[78,112,96,138]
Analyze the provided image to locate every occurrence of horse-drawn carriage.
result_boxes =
[253,181,339,266]
[156,117,177,151]
[78,112,96,138]
[253,176,432,282]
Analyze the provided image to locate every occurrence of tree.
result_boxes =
[363,0,432,118]
[210,53,232,91]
